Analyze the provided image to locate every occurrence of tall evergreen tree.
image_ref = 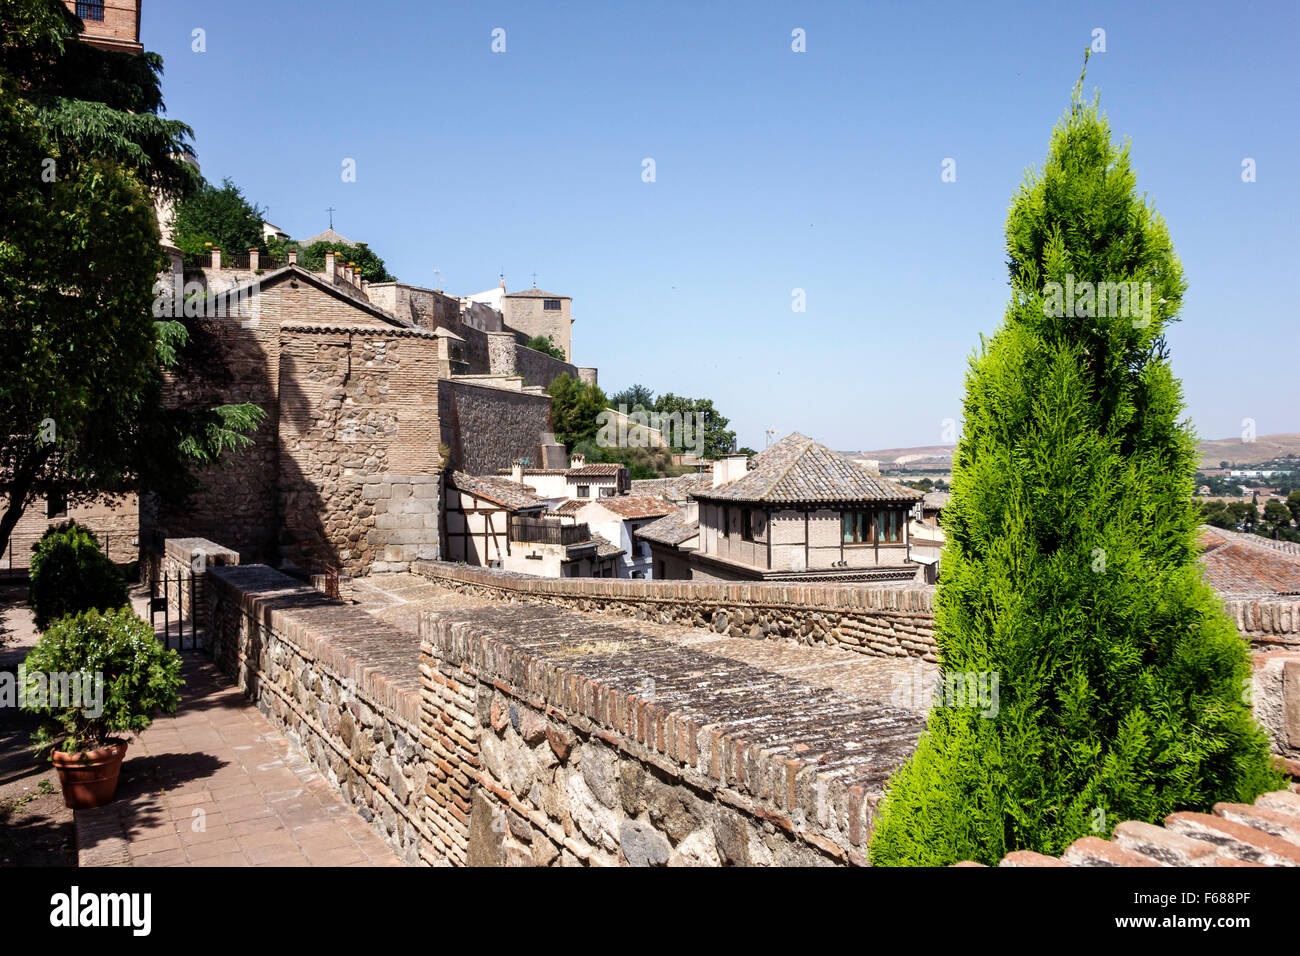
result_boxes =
[870,59,1279,866]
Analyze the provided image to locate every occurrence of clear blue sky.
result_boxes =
[143,0,1299,452]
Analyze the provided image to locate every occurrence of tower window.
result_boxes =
[77,1,105,21]
[543,299,561,310]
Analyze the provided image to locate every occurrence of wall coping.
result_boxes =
[419,600,927,862]
[413,560,935,613]
[208,564,422,727]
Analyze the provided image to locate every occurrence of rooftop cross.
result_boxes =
[326,206,336,229]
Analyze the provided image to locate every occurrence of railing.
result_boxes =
[509,517,591,546]
[222,253,251,270]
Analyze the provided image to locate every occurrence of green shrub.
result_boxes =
[22,607,183,753]
[28,521,128,631]
[869,65,1280,866]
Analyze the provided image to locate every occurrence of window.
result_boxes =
[77,1,105,21]
[657,560,665,578]
[47,491,68,519]
[740,508,754,542]
[721,505,730,537]
[880,509,901,544]
[543,299,561,310]
[841,511,872,545]
[576,485,590,498]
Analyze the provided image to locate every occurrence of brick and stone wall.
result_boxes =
[278,324,444,574]
[486,331,580,389]
[418,601,924,866]
[206,564,429,864]
[413,560,940,661]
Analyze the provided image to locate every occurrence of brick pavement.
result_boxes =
[76,652,401,867]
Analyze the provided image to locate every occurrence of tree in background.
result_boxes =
[171,177,265,259]
[0,1,262,561]
[1200,500,1235,530]
[1261,499,1293,540]
[608,384,655,411]
[870,60,1278,866]
[653,393,736,458]
[546,374,607,450]
[294,239,395,283]
[0,0,198,200]
[525,335,566,360]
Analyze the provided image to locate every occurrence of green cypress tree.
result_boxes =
[870,59,1280,866]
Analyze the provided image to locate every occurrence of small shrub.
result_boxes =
[23,608,183,754]
[28,521,128,631]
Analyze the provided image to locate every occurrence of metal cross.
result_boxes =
[326,206,336,229]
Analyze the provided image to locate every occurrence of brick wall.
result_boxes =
[2,494,138,572]
[413,560,940,660]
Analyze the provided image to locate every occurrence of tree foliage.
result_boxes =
[525,335,566,360]
[870,61,1278,866]
[171,177,265,259]
[0,2,264,559]
[546,374,608,450]
[293,239,395,283]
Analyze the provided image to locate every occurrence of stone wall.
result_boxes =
[437,379,554,475]
[278,325,444,574]
[206,564,429,864]
[485,331,580,389]
[419,601,924,866]
[413,560,940,661]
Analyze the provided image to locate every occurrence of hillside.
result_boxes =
[847,434,1300,472]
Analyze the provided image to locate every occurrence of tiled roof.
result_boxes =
[567,463,624,478]
[550,499,587,516]
[634,509,699,547]
[697,433,923,505]
[630,473,711,502]
[300,227,353,247]
[922,491,951,510]
[589,532,625,559]
[496,468,567,476]
[450,472,548,511]
[588,496,677,520]
[504,287,569,299]
[1198,526,1300,597]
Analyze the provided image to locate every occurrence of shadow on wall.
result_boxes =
[145,314,333,576]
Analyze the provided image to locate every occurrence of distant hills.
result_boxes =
[846,434,1300,472]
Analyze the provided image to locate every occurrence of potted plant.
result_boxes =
[23,608,183,809]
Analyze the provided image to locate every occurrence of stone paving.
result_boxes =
[73,590,401,867]
[76,652,402,867]
[351,572,939,712]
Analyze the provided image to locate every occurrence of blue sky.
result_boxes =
[143,0,1299,452]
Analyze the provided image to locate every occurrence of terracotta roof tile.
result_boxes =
[451,472,548,511]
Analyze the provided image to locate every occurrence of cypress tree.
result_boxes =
[870,59,1280,866]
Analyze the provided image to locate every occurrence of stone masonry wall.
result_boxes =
[437,379,554,475]
[206,564,429,864]
[419,601,925,866]
[413,561,940,661]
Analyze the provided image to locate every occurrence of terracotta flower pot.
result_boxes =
[51,741,128,810]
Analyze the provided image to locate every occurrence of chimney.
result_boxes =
[569,452,585,469]
[712,454,750,489]
[499,276,506,291]
[324,249,336,281]
[288,247,298,266]
[211,246,222,270]
[249,247,259,271]
[510,459,525,484]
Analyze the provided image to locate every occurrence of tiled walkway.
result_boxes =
[76,653,401,867]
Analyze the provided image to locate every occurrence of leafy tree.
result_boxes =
[546,374,608,450]
[0,0,199,200]
[524,335,566,361]
[28,521,127,631]
[295,240,394,283]
[608,384,655,411]
[1262,500,1291,538]
[653,393,736,458]
[1288,489,1300,526]
[171,177,265,259]
[870,60,1278,867]
[0,5,263,560]
[1227,501,1257,533]
[1200,500,1234,530]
